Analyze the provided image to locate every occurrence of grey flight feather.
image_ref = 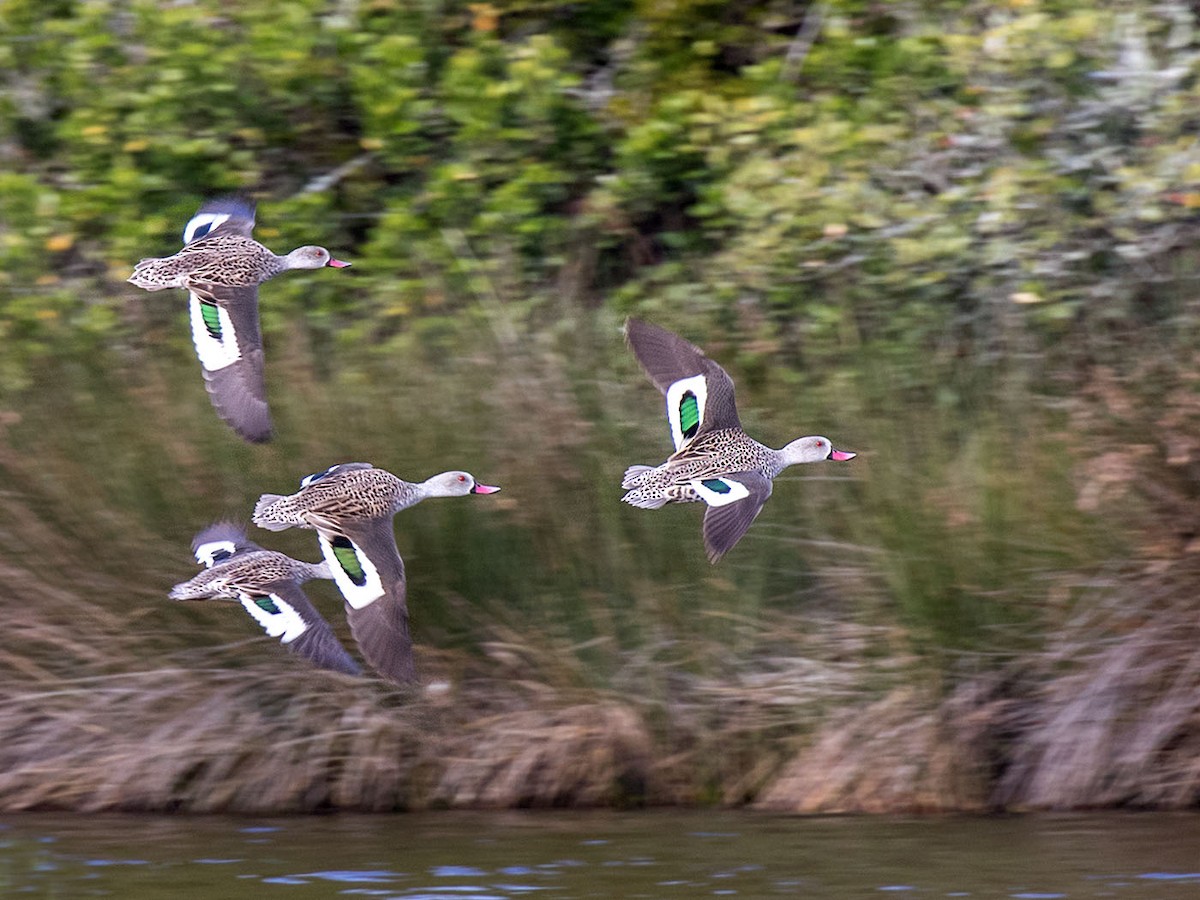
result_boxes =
[188,281,271,443]
[188,196,257,242]
[174,523,360,677]
[261,580,362,677]
[192,521,262,557]
[624,317,742,436]
[322,517,416,685]
[700,472,773,564]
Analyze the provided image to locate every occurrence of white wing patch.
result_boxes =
[183,211,232,244]
[665,374,708,450]
[194,540,237,568]
[301,465,339,488]
[317,532,385,610]
[690,476,751,507]
[188,293,241,372]
[239,593,307,644]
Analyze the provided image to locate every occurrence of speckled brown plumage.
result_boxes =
[171,522,362,677]
[621,428,782,505]
[170,548,328,600]
[126,197,350,444]
[621,318,856,562]
[252,464,418,529]
[250,462,500,685]
[129,233,289,291]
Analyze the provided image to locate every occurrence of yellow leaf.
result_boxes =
[45,234,74,252]
[469,3,497,32]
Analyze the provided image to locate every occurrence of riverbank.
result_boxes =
[2,561,1196,814]
[2,313,1199,814]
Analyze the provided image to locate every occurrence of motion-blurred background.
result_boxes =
[2,0,1200,813]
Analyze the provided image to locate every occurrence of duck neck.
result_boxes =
[764,446,789,479]
[404,478,436,505]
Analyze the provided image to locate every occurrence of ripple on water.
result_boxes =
[258,870,405,886]
[85,859,150,867]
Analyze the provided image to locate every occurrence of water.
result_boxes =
[1,811,1198,898]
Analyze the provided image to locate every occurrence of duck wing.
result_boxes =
[241,581,362,677]
[697,471,773,564]
[625,318,741,450]
[184,196,257,244]
[187,281,272,443]
[313,517,416,685]
[192,521,262,567]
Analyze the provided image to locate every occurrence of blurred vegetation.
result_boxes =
[3,0,1200,810]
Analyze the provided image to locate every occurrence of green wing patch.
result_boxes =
[679,392,700,439]
[701,478,732,494]
[253,596,280,614]
[199,300,222,339]
[331,536,367,586]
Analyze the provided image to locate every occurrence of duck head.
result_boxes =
[780,435,856,466]
[422,471,501,497]
[284,246,352,270]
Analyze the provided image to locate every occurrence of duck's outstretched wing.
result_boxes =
[697,471,773,564]
[241,581,362,677]
[184,196,257,244]
[187,281,272,443]
[625,318,741,450]
[313,517,416,685]
[192,521,262,567]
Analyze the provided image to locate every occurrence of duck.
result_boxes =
[127,197,351,444]
[251,463,501,684]
[170,522,362,676]
[621,318,856,563]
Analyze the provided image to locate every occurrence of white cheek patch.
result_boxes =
[690,476,751,507]
[189,294,241,372]
[194,540,237,568]
[665,374,708,450]
[239,594,307,644]
[183,212,231,244]
[318,532,385,610]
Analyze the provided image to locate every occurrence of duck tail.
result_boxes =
[621,488,670,510]
[252,494,298,531]
[621,464,654,489]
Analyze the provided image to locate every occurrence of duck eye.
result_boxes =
[815,440,824,447]
[458,475,467,482]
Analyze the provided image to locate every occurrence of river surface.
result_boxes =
[1,811,1198,898]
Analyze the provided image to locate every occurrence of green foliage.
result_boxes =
[4,0,1199,362]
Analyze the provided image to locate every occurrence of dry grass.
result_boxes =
[0,576,904,813]
[996,567,1200,810]
[755,678,1019,813]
